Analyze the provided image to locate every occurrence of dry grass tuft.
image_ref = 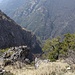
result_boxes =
[4,60,75,75]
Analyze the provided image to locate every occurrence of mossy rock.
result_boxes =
[0,48,9,56]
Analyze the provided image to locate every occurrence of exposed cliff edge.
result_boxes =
[0,10,42,54]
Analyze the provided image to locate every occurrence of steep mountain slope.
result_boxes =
[0,10,42,54]
[0,0,75,40]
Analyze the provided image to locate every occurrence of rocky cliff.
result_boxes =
[0,10,42,54]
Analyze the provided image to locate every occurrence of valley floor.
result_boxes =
[4,60,75,75]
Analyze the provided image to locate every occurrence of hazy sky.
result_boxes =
[0,0,2,3]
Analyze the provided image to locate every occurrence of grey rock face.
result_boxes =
[65,50,75,64]
[0,10,42,54]
[3,46,31,66]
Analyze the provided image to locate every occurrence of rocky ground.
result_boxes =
[0,46,75,75]
[0,46,31,75]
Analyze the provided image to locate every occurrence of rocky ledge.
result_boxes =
[1,46,33,67]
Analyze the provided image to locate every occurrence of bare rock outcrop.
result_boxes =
[2,46,32,66]
[65,50,75,64]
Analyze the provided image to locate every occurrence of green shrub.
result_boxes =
[42,33,75,61]
[0,48,9,56]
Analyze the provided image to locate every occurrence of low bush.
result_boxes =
[42,33,75,61]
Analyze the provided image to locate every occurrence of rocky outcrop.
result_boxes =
[0,10,42,54]
[2,46,32,66]
[65,50,75,64]
[0,64,5,75]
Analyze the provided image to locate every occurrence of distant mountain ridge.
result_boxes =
[0,0,75,40]
[0,10,42,54]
